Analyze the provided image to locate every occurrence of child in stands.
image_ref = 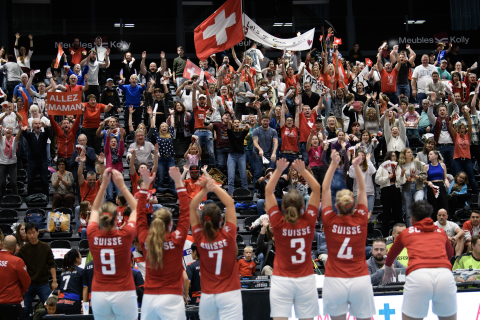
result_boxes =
[238,246,256,278]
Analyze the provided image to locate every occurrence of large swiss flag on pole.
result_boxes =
[194,0,244,60]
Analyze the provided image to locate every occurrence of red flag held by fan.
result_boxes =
[319,35,323,42]
[183,60,202,80]
[365,58,373,67]
[54,44,64,68]
[194,0,244,60]
[334,37,342,45]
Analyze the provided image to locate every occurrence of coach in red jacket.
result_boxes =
[49,114,81,172]
[0,235,31,319]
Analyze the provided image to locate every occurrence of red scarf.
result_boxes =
[4,136,16,159]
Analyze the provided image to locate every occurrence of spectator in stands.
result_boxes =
[348,150,376,214]
[377,51,401,104]
[167,102,192,162]
[252,114,278,187]
[307,128,325,184]
[437,60,452,81]
[81,94,112,154]
[175,75,201,112]
[434,209,465,257]
[0,124,22,201]
[56,249,83,314]
[448,93,466,116]
[13,73,36,105]
[68,38,87,66]
[101,78,121,118]
[185,243,201,305]
[464,87,480,181]
[70,133,96,183]
[18,222,57,320]
[233,74,252,120]
[463,210,480,241]
[238,246,256,278]
[0,55,23,102]
[64,56,89,86]
[424,150,449,218]
[78,201,90,240]
[22,119,51,199]
[128,149,158,194]
[14,33,33,74]
[140,51,167,85]
[412,54,436,103]
[384,108,406,155]
[386,223,409,267]
[212,113,231,175]
[60,73,89,93]
[104,129,125,202]
[80,49,110,101]
[146,85,170,129]
[119,52,138,84]
[49,116,81,171]
[119,74,146,130]
[348,43,364,65]
[192,82,215,166]
[226,119,250,194]
[0,235,31,319]
[183,165,211,203]
[375,151,403,237]
[75,151,105,231]
[453,235,480,280]
[258,218,275,275]
[173,46,188,87]
[127,128,156,171]
[367,238,405,286]
[255,168,286,216]
[51,157,75,211]
[425,71,446,109]
[417,99,433,136]
[279,97,300,171]
[15,223,27,251]
[314,225,328,265]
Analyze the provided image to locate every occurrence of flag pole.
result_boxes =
[242,0,246,58]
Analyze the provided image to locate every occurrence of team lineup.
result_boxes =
[83,151,456,320]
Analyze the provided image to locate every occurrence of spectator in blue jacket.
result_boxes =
[64,58,89,86]
[119,74,146,130]
[13,73,36,104]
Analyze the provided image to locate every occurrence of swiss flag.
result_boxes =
[365,58,373,67]
[194,0,244,60]
[55,44,64,68]
[334,37,342,45]
[183,60,202,80]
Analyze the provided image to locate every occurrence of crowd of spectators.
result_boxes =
[0,29,479,318]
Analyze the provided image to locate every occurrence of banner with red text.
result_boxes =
[47,92,83,115]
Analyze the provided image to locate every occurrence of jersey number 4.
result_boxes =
[100,249,116,275]
[337,237,354,260]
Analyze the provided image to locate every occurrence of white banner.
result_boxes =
[243,14,314,51]
[303,69,320,93]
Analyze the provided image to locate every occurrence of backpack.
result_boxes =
[25,213,45,230]
[452,206,471,222]
[25,193,48,204]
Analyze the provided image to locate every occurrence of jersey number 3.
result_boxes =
[291,238,306,264]
[337,237,354,260]
[100,249,116,275]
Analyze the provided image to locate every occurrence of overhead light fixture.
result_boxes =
[273,23,284,26]
[273,23,292,26]
[284,23,293,26]
[114,23,121,27]
[414,20,425,24]
[114,23,135,27]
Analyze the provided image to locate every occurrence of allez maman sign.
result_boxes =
[46,92,83,115]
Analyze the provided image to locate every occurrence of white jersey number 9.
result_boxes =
[100,249,116,275]
[337,237,354,260]
[291,238,306,264]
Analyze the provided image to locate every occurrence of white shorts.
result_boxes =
[91,291,138,320]
[402,268,457,318]
[270,274,319,319]
[322,275,375,319]
[199,289,243,320]
[141,294,185,320]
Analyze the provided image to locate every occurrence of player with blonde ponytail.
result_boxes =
[321,150,375,320]
[137,166,191,319]
[264,158,321,320]
[87,168,138,320]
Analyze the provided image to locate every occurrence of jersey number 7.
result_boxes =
[337,237,354,260]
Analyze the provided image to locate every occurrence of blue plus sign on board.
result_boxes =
[379,303,396,320]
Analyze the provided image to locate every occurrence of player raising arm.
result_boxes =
[189,177,242,320]
[264,158,321,320]
[384,200,456,320]
[321,150,375,320]
[87,168,138,320]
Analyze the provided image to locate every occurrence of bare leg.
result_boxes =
[273,317,288,320]
[330,315,346,320]
[439,315,457,320]
[402,314,423,320]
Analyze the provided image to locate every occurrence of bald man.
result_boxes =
[0,236,31,319]
[434,209,465,256]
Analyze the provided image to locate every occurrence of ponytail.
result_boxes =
[146,208,172,269]
[62,249,80,272]
[201,203,222,243]
[99,202,118,229]
[282,189,304,224]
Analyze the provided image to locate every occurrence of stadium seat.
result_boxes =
[243,216,258,229]
[55,258,64,271]
[50,240,72,249]
[0,224,13,235]
[236,234,245,249]
[78,239,89,255]
[0,209,19,223]
[16,169,27,182]
[233,188,253,201]
[6,181,25,195]
[1,195,22,208]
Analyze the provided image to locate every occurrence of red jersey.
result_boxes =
[17,91,29,126]
[268,204,317,278]
[193,104,209,131]
[134,189,157,214]
[454,134,471,159]
[82,103,106,129]
[137,188,190,295]
[386,218,454,276]
[49,114,81,159]
[65,85,84,92]
[284,74,301,94]
[281,126,299,152]
[0,250,31,304]
[322,205,369,278]
[241,68,256,91]
[69,46,87,65]
[130,172,154,193]
[237,258,256,277]
[299,110,317,143]
[79,180,101,205]
[380,68,399,93]
[87,221,136,292]
[192,221,241,294]
[184,178,207,202]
